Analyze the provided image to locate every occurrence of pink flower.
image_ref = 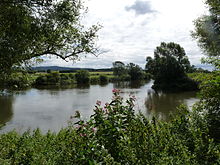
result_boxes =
[75,125,82,129]
[92,127,97,133]
[112,88,120,93]
[80,133,87,137]
[96,100,101,106]
[83,123,88,127]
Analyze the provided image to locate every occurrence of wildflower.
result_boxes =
[75,125,82,129]
[80,133,87,137]
[112,88,120,93]
[92,127,97,133]
[83,123,88,127]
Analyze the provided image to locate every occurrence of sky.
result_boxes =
[42,0,208,69]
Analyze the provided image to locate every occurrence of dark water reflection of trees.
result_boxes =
[114,80,147,89]
[0,96,13,125]
[145,90,198,120]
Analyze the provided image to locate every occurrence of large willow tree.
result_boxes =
[145,42,197,91]
[0,0,100,74]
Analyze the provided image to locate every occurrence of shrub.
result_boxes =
[35,75,48,85]
[99,75,109,83]
[68,73,75,79]
[0,72,32,88]
[75,70,90,84]
[60,74,69,81]
[90,76,99,84]
[72,90,220,164]
[143,72,152,80]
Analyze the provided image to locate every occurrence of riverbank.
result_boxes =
[0,70,152,89]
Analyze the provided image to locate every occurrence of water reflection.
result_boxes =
[0,81,198,133]
[0,96,13,125]
[145,90,198,120]
[114,81,147,89]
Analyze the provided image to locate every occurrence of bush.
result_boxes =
[99,75,109,83]
[60,74,69,80]
[47,72,60,84]
[143,72,152,80]
[0,72,32,88]
[35,75,48,85]
[35,72,76,86]
[75,70,90,84]
[68,73,75,79]
[196,71,220,142]
[90,76,99,84]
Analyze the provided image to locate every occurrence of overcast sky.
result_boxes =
[42,0,208,68]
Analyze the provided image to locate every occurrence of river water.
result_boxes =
[0,81,199,133]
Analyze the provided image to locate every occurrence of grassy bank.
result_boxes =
[0,70,152,89]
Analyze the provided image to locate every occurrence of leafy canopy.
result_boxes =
[112,61,127,77]
[0,0,100,74]
[145,42,191,82]
[192,0,220,58]
[127,63,144,80]
[112,61,145,80]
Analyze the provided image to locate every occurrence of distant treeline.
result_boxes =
[30,66,113,73]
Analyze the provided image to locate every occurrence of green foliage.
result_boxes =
[127,63,145,80]
[112,61,147,81]
[192,0,220,57]
[146,42,190,80]
[190,71,220,142]
[99,74,109,83]
[35,72,75,85]
[112,61,127,77]
[192,0,220,142]
[196,71,220,142]
[75,70,90,84]
[0,0,100,74]
[0,72,33,89]
[146,42,197,91]
[143,72,152,80]
[0,90,219,164]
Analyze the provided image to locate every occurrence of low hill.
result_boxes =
[31,66,112,72]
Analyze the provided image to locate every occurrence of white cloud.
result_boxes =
[40,0,208,69]
[125,0,156,15]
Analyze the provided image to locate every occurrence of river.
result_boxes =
[0,80,199,133]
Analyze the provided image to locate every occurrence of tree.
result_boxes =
[192,0,220,58]
[127,63,144,80]
[112,61,127,77]
[146,42,190,82]
[0,0,100,75]
[145,42,197,91]
[192,0,220,142]
[75,70,90,84]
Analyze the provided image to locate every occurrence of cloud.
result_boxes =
[125,0,155,15]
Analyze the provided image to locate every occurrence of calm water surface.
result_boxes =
[0,81,199,133]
